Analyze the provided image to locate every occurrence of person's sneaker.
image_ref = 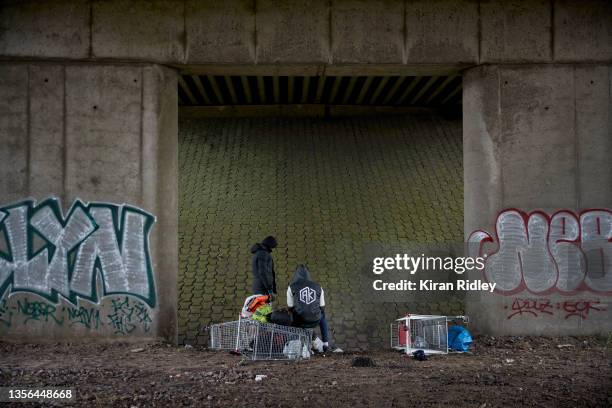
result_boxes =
[322,344,329,352]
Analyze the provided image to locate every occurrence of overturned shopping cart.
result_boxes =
[390,314,469,355]
[210,317,312,360]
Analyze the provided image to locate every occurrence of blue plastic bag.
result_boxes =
[448,325,472,352]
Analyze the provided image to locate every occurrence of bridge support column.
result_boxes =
[0,63,178,343]
[463,64,612,335]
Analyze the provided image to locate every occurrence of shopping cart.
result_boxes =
[210,316,312,360]
[390,314,469,355]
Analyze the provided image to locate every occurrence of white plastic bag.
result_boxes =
[283,340,302,359]
[312,336,324,353]
[283,340,311,359]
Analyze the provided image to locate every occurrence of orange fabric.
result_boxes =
[247,295,270,313]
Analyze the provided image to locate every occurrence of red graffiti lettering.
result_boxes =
[506,298,554,319]
[505,298,607,320]
[559,300,606,320]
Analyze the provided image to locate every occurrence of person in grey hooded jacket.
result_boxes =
[251,236,278,297]
[287,264,330,351]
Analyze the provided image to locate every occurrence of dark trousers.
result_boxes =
[293,310,330,344]
[319,310,329,343]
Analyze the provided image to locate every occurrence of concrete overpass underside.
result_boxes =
[177,74,462,108]
[0,0,610,345]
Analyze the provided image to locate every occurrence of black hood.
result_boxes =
[291,264,311,285]
[262,236,277,249]
[251,243,270,253]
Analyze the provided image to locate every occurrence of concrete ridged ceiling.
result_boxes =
[178,75,462,107]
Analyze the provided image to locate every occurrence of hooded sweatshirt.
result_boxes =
[287,265,324,327]
[251,243,276,295]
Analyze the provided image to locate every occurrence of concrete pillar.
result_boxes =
[463,64,612,335]
[0,63,178,343]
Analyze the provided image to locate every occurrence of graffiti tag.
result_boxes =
[65,305,101,329]
[0,298,12,327]
[107,296,152,335]
[0,294,151,334]
[0,198,156,307]
[16,298,64,325]
[505,298,607,320]
[469,209,612,295]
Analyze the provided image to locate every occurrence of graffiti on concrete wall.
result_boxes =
[107,296,153,335]
[0,198,156,306]
[0,198,156,335]
[0,295,152,333]
[0,298,11,327]
[504,298,607,320]
[469,209,612,296]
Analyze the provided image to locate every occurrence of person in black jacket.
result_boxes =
[287,264,330,351]
[251,236,278,298]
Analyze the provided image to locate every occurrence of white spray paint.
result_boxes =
[470,209,612,295]
[0,198,156,307]
[71,206,151,300]
[582,210,612,292]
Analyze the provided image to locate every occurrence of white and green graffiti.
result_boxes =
[0,198,157,336]
[0,198,156,307]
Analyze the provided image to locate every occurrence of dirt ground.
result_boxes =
[1,336,611,407]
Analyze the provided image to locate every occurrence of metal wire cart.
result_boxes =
[210,317,313,360]
[390,314,469,355]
